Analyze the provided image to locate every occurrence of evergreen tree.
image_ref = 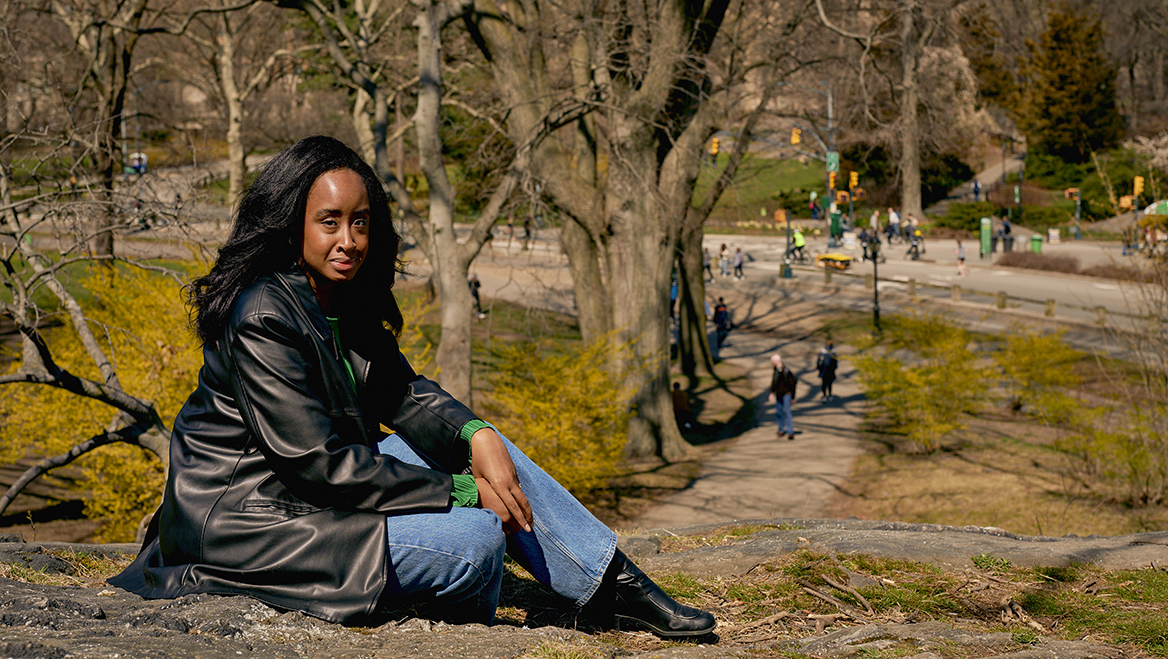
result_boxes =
[1019,2,1125,164]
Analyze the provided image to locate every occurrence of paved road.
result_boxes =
[714,230,1147,334]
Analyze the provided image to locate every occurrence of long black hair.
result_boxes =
[188,136,403,344]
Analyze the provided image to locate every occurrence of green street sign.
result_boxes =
[826,151,840,173]
[979,216,992,257]
[1014,185,1021,203]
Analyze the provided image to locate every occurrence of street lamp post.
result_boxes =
[1017,166,1024,225]
[873,240,881,333]
[781,217,793,278]
[1075,188,1082,240]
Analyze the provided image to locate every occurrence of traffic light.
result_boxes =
[1064,187,1079,199]
[1134,176,1144,196]
[836,190,850,205]
[710,138,719,155]
[1120,195,1134,210]
[849,171,858,189]
[791,128,801,145]
[828,171,837,189]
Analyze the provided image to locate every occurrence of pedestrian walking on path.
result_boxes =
[816,342,838,402]
[719,244,731,278]
[955,240,967,278]
[713,297,732,349]
[732,248,745,280]
[768,353,797,440]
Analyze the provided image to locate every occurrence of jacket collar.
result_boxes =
[274,266,333,344]
[273,266,374,389]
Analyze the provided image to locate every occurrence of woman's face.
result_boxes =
[301,168,370,290]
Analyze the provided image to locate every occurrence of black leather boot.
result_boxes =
[600,549,716,638]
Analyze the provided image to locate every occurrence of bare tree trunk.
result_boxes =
[1129,62,1139,135]
[220,12,247,208]
[560,218,612,344]
[898,0,925,220]
[352,87,378,166]
[605,152,689,462]
[415,0,475,405]
[676,229,714,382]
[395,93,406,182]
[1155,49,1165,107]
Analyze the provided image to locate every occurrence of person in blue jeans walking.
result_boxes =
[768,353,797,440]
[110,136,715,640]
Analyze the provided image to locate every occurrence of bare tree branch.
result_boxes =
[0,425,144,517]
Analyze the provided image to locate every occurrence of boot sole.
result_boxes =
[614,613,717,638]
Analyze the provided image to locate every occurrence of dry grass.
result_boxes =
[995,251,1083,274]
[0,548,133,587]
[499,536,1168,657]
[823,412,1168,537]
[995,251,1151,281]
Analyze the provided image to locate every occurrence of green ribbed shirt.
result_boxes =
[327,317,483,508]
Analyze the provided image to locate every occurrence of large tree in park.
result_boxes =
[815,0,988,220]
[1018,3,1125,164]
[465,0,787,460]
[173,0,309,205]
[675,6,817,384]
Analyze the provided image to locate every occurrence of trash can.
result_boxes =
[1030,234,1042,253]
[1003,236,1014,252]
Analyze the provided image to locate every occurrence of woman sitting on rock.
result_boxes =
[110,136,715,639]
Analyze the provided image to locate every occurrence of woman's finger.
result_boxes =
[475,477,521,534]
[470,429,533,530]
[497,482,532,532]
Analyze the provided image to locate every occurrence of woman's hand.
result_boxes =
[470,428,532,533]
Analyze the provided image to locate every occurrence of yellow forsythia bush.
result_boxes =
[852,314,990,453]
[486,337,637,496]
[0,266,202,541]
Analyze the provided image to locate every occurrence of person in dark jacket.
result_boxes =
[110,136,714,639]
[816,342,838,401]
[767,353,797,440]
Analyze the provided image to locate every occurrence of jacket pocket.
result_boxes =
[238,475,327,517]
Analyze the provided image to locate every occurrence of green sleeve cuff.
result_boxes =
[459,419,492,445]
[450,474,479,508]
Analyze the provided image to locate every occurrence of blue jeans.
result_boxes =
[775,393,793,435]
[376,432,617,624]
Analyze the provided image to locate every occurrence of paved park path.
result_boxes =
[452,245,868,530]
[629,281,866,530]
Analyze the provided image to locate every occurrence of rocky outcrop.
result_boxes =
[1,519,1161,659]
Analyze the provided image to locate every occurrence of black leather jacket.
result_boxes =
[110,269,477,625]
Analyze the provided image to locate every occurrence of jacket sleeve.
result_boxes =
[388,374,477,472]
[227,310,454,514]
